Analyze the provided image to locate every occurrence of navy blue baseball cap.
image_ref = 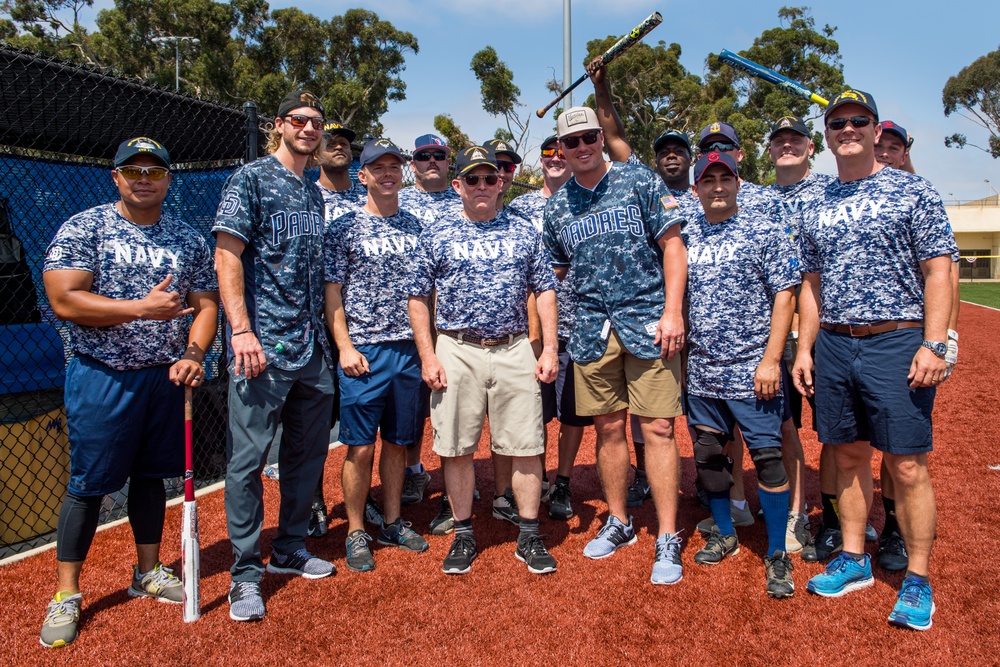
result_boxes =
[824,89,878,122]
[114,137,171,168]
[769,115,811,140]
[414,134,451,155]
[653,130,691,153]
[880,120,910,145]
[482,138,522,164]
[698,121,740,149]
[454,145,498,177]
[323,121,356,143]
[358,138,406,167]
[693,151,739,183]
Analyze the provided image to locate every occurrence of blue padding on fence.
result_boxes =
[0,323,66,394]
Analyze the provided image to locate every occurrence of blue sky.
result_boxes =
[80,0,999,201]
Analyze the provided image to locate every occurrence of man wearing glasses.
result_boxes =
[40,137,218,647]
[792,90,956,631]
[213,90,336,622]
[543,106,688,585]
[408,146,559,576]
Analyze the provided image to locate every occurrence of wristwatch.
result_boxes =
[921,340,947,358]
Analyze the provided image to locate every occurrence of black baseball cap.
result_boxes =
[358,138,406,167]
[653,130,691,154]
[114,137,171,168]
[769,116,811,140]
[277,89,324,118]
[693,152,739,183]
[541,134,559,151]
[454,146,498,177]
[323,121,356,143]
[824,89,878,122]
[482,138,522,164]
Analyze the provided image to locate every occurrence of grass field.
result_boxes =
[960,282,1000,309]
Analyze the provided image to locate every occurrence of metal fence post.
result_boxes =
[244,101,258,163]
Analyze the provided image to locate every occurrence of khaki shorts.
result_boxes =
[430,334,545,458]
[574,330,683,418]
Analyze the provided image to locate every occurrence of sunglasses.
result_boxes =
[700,141,737,153]
[496,160,517,173]
[414,151,448,162]
[540,147,565,159]
[462,173,499,186]
[116,165,170,180]
[560,130,600,150]
[281,114,324,130]
[827,115,874,131]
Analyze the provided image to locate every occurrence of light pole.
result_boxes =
[563,0,572,108]
[152,36,200,91]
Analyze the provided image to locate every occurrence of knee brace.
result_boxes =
[693,429,734,493]
[750,447,787,488]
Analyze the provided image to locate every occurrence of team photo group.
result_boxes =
[37,58,957,647]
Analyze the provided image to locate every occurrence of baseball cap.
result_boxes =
[358,138,406,168]
[879,120,909,145]
[698,122,740,149]
[454,146,498,177]
[540,134,559,151]
[323,122,356,143]
[824,89,878,122]
[414,134,451,155]
[557,106,602,137]
[277,89,324,118]
[769,116,811,140]
[482,138,522,164]
[693,152,739,183]
[653,130,691,154]
[114,137,171,168]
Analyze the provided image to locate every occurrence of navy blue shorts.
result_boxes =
[814,328,934,454]
[685,393,783,450]
[555,345,593,428]
[337,340,425,446]
[65,356,184,497]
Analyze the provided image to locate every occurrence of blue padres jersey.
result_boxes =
[398,186,461,228]
[543,161,686,363]
[319,182,367,223]
[409,207,557,338]
[683,209,801,399]
[44,203,217,370]
[212,155,330,370]
[325,208,423,345]
[798,167,958,324]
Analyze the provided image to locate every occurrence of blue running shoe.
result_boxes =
[584,515,637,559]
[806,552,874,597]
[650,532,683,585]
[888,576,935,631]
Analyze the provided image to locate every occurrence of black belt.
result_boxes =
[820,321,923,337]
[437,330,525,348]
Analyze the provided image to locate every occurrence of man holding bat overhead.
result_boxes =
[40,137,218,648]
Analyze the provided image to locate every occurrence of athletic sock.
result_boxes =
[405,463,424,477]
[518,517,539,543]
[882,497,899,535]
[731,499,748,511]
[454,518,474,538]
[843,551,866,563]
[708,491,734,535]
[822,493,841,529]
[759,486,791,556]
[904,570,929,583]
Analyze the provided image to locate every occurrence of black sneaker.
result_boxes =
[765,550,795,598]
[801,523,843,562]
[307,502,328,538]
[442,534,478,575]
[492,492,520,525]
[430,496,454,535]
[401,471,431,505]
[694,532,739,565]
[364,495,384,527]
[626,467,650,507]
[515,535,557,574]
[876,530,909,572]
[548,480,573,520]
[266,548,335,579]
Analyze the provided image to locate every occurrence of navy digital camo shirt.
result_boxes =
[771,172,836,242]
[212,155,330,370]
[409,208,557,338]
[319,182,367,223]
[543,161,685,363]
[736,180,781,215]
[668,187,702,223]
[798,167,958,325]
[325,208,423,345]
[44,204,217,371]
[683,209,801,399]
[512,190,579,341]
[398,186,461,228]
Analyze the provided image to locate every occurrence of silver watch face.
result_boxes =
[923,341,947,357]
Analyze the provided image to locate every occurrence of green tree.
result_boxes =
[1,0,97,63]
[433,113,473,153]
[470,46,530,151]
[943,46,1000,158]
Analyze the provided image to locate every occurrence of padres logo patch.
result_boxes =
[219,190,242,217]
[660,195,679,211]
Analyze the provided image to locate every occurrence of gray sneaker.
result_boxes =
[583,515,637,559]
[492,492,520,525]
[266,548,336,579]
[228,581,265,622]
[39,591,81,648]
[765,550,795,598]
[785,513,810,553]
[694,532,740,565]
[345,530,375,572]
[401,470,432,505]
[651,532,684,585]
[364,495,385,527]
[430,496,455,535]
[378,519,429,552]
[128,562,182,603]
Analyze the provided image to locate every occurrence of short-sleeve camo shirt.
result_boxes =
[319,182,367,223]
[771,172,835,243]
[398,186,462,228]
[409,208,557,338]
[798,167,958,324]
[683,209,801,399]
[325,208,423,345]
[542,161,686,363]
[44,203,217,371]
[212,155,330,370]
[669,187,701,223]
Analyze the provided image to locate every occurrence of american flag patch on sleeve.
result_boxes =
[660,195,679,210]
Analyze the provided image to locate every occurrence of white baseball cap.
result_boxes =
[557,106,602,138]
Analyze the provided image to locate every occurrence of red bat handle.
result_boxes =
[184,385,195,502]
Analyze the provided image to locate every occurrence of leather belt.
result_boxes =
[437,329,525,348]
[820,320,923,337]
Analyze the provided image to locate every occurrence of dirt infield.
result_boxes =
[3,303,998,665]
